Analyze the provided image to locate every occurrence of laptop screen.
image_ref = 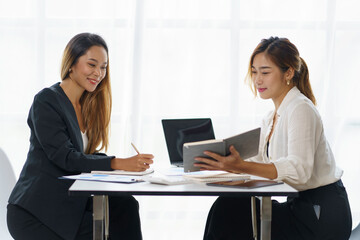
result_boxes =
[162,118,215,165]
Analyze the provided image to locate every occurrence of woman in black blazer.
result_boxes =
[7,33,154,240]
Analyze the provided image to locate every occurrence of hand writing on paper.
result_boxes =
[111,154,154,172]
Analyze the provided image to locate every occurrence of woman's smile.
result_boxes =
[88,77,100,85]
[257,88,267,93]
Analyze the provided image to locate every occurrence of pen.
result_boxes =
[131,142,140,155]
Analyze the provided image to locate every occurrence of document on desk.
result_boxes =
[156,167,185,176]
[183,171,251,183]
[91,168,154,176]
[60,173,143,183]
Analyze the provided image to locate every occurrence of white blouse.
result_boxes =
[81,131,88,152]
[248,87,342,191]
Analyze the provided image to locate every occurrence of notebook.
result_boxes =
[183,127,261,172]
[162,118,215,167]
[207,179,283,189]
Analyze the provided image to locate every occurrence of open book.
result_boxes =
[183,127,261,172]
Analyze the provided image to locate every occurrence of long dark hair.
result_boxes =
[60,33,112,154]
[245,37,316,105]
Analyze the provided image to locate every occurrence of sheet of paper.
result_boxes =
[157,167,185,176]
[183,171,250,183]
[91,168,154,176]
[183,170,233,177]
[61,173,142,183]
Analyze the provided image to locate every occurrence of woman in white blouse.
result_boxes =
[196,37,352,240]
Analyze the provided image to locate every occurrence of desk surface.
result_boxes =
[69,180,298,197]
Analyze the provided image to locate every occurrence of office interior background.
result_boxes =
[0,0,359,239]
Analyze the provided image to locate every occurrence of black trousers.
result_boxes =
[7,196,142,240]
[204,180,352,240]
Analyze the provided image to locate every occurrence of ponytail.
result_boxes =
[294,57,316,105]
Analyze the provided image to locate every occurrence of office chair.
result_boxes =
[350,223,360,240]
[0,148,16,239]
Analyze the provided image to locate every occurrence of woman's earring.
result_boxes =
[69,68,72,72]
[287,80,290,85]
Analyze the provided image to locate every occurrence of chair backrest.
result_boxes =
[350,223,360,240]
[0,148,16,239]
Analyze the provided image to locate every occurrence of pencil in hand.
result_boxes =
[131,142,140,155]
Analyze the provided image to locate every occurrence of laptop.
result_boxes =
[162,118,215,167]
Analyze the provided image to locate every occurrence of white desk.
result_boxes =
[69,180,298,240]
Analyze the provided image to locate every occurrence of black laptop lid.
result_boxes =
[162,118,215,165]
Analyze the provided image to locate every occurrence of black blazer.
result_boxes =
[9,83,114,240]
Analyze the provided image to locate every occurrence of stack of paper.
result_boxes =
[60,173,142,183]
[60,169,154,183]
[182,171,250,183]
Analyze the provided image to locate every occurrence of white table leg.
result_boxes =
[93,195,109,240]
[259,196,272,240]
